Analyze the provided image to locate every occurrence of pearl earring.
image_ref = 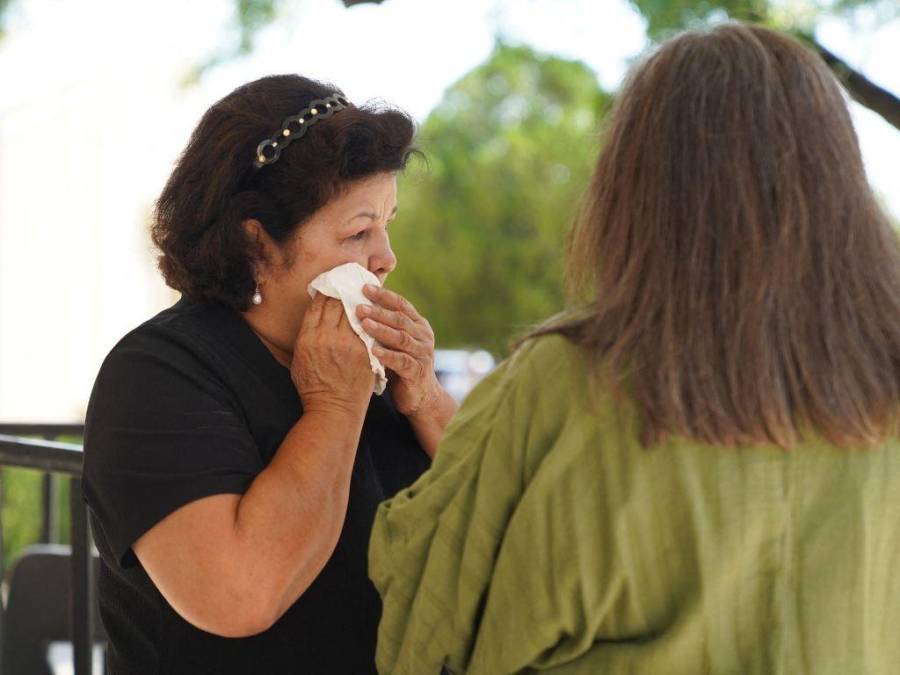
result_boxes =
[252,284,263,306]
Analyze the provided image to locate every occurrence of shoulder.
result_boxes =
[511,334,596,433]
[491,333,592,414]
[465,332,636,465]
[121,298,234,350]
[510,333,587,382]
[88,300,245,423]
[99,300,237,379]
[83,302,259,466]
[441,334,592,455]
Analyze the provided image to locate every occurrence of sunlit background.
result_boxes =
[1,0,898,423]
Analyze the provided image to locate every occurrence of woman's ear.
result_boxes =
[242,218,273,279]
[241,218,261,239]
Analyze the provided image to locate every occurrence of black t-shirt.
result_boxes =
[82,298,430,675]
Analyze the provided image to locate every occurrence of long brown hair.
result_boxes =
[534,23,900,449]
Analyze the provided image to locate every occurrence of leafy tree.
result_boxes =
[388,42,611,356]
[4,0,894,125]
[209,0,900,131]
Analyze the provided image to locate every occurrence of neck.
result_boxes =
[242,309,295,368]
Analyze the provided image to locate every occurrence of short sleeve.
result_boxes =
[83,327,263,568]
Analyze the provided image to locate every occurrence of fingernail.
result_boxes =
[357,305,371,316]
[373,346,384,356]
[364,284,378,293]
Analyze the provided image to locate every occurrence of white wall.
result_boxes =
[0,71,185,421]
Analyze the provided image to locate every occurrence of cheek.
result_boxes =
[296,242,366,282]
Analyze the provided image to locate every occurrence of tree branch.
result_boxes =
[809,38,900,132]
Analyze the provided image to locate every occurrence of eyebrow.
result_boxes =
[350,205,398,222]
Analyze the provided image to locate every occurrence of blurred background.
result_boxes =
[0,0,897,573]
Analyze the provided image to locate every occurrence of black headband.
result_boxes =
[253,93,350,169]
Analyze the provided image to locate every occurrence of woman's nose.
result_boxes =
[370,232,397,282]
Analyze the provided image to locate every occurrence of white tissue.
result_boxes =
[307,262,387,395]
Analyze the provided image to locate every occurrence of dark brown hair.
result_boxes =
[533,23,900,449]
[152,75,416,310]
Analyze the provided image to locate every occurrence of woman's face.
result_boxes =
[250,171,399,344]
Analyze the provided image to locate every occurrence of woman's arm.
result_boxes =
[133,296,374,637]
[134,407,361,636]
[404,387,458,458]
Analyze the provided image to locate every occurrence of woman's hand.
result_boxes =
[292,294,375,416]
[356,285,441,415]
[357,285,457,457]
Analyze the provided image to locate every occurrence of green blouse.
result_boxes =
[369,334,900,674]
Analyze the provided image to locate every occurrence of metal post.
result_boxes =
[40,473,59,543]
[69,477,93,675]
[40,433,61,545]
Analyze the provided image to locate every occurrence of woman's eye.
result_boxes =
[348,230,368,242]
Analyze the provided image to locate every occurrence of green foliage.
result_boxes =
[235,0,283,53]
[630,0,770,39]
[389,42,611,357]
[0,0,14,39]
[629,0,898,39]
[1,437,78,570]
[2,468,42,569]
[1,469,71,570]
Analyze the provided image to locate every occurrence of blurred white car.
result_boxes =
[434,349,496,402]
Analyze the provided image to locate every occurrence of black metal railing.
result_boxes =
[0,423,94,675]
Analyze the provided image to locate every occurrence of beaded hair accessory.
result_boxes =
[253,93,350,169]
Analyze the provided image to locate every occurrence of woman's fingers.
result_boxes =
[357,303,419,336]
[372,344,421,377]
[321,296,345,328]
[355,286,443,418]
[361,318,427,355]
[362,285,422,324]
[357,288,435,354]
[303,293,328,331]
